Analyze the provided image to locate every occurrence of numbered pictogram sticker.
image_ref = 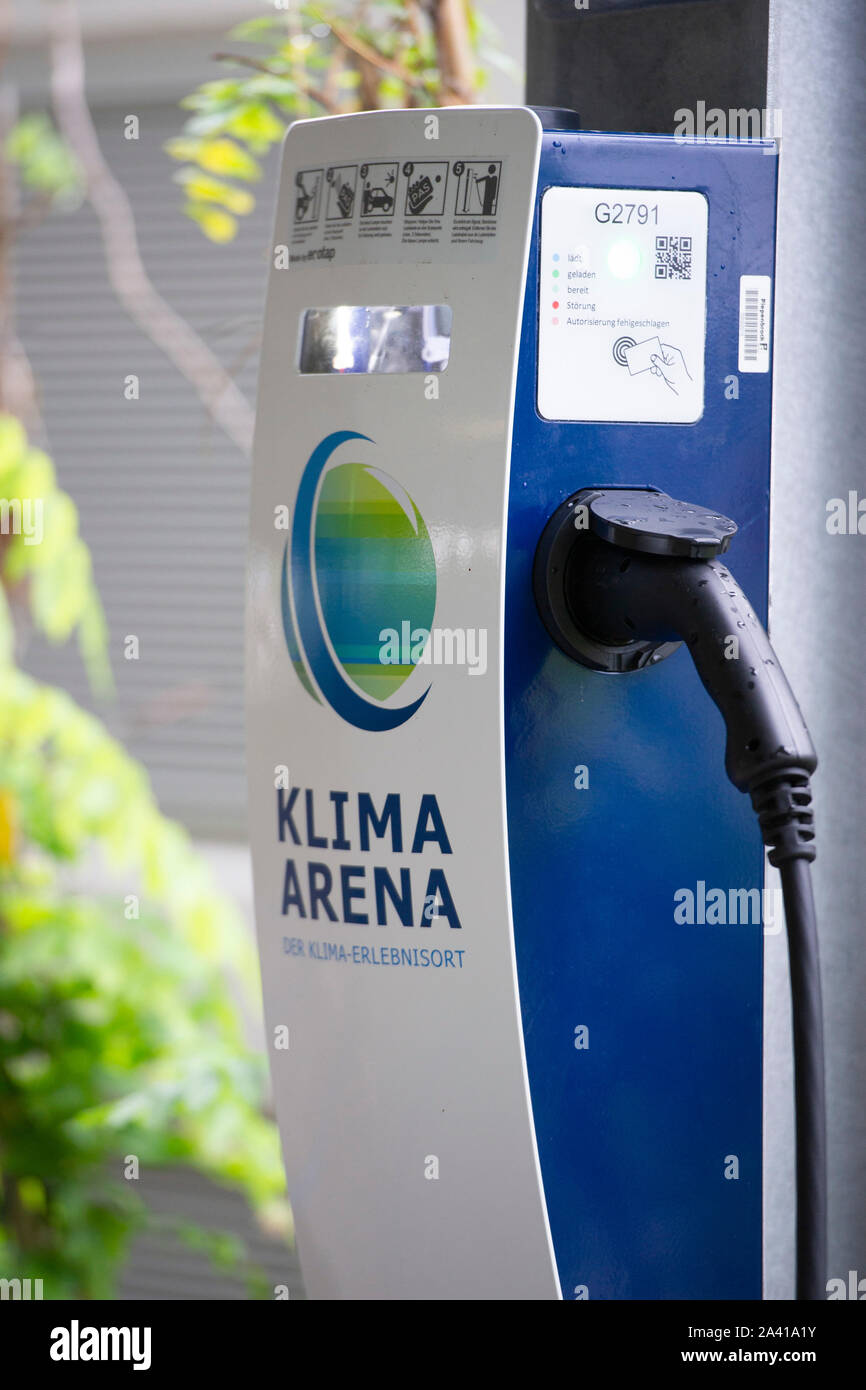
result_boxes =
[325,165,358,221]
[453,160,502,216]
[294,168,323,224]
[359,162,398,217]
[402,161,448,217]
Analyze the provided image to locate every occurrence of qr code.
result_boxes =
[655,234,693,280]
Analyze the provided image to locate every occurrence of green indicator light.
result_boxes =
[607,239,642,279]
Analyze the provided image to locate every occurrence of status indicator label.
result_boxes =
[537,186,709,424]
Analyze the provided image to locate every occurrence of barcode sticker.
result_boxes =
[738,275,772,373]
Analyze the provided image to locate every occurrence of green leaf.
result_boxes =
[240,74,301,102]
[378,75,407,103]
[5,114,83,204]
[173,169,255,215]
[181,79,246,109]
[0,417,112,694]
[164,136,204,163]
[227,17,288,42]
[223,102,286,153]
[185,203,239,244]
[193,138,262,181]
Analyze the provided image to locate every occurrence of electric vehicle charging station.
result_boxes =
[246,105,812,1300]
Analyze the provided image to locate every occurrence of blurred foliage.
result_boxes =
[0,413,290,1296]
[0,415,110,694]
[167,1,513,241]
[5,113,84,211]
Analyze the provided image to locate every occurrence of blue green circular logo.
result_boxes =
[282,431,436,730]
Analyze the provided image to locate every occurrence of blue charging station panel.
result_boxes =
[505,131,777,1299]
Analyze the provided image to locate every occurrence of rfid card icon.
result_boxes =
[613,335,692,396]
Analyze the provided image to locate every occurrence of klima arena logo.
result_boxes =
[282,430,437,731]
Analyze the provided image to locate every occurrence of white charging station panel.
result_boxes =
[247,107,558,1300]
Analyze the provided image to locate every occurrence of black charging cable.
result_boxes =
[534,488,826,1301]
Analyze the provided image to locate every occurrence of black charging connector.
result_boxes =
[534,487,826,1301]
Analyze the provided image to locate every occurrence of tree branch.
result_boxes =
[431,0,477,104]
[50,0,254,457]
[326,15,434,95]
[211,52,340,114]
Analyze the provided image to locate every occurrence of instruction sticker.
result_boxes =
[537,186,708,423]
[287,155,506,266]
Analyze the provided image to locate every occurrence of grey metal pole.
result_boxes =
[764,0,866,1301]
